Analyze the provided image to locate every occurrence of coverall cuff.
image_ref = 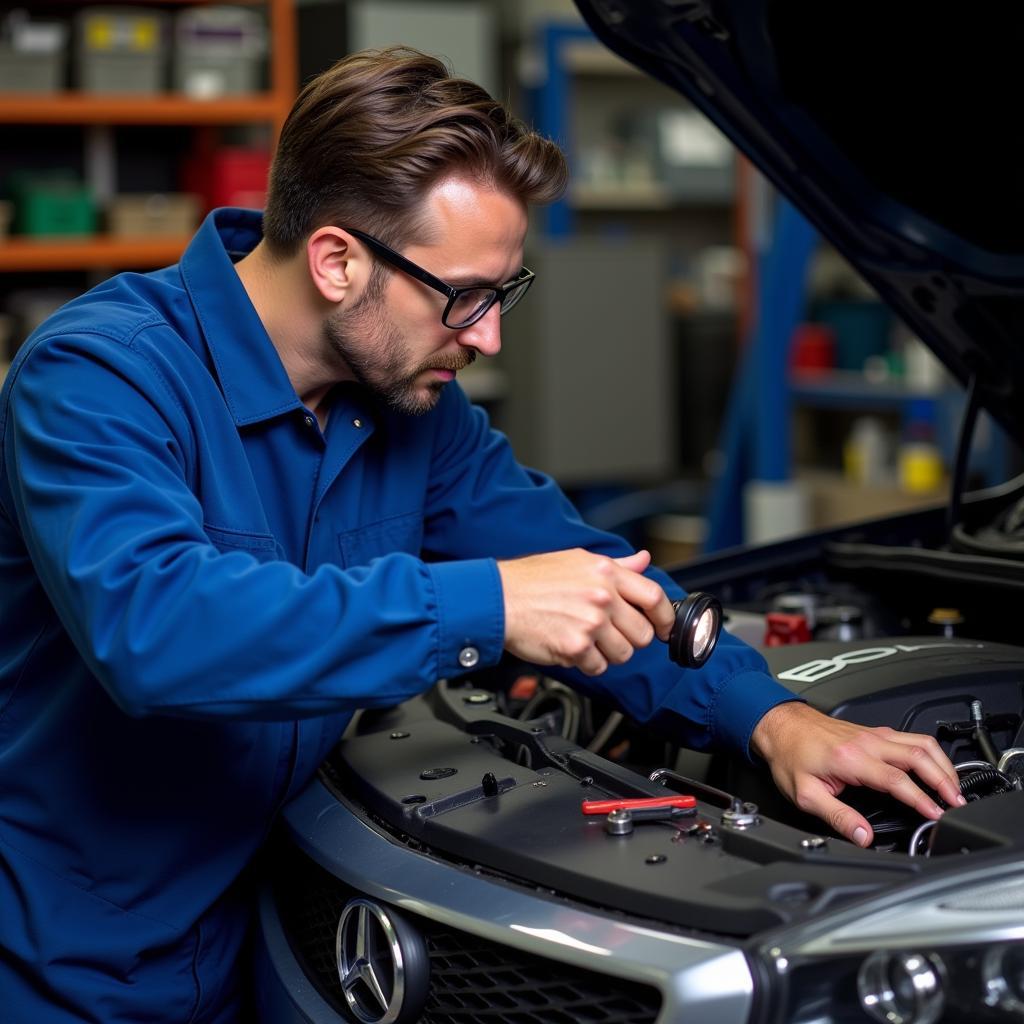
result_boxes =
[710,670,806,762]
[427,558,506,678]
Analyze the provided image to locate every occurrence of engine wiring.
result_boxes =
[516,678,583,743]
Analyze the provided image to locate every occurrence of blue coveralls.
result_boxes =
[0,208,798,1022]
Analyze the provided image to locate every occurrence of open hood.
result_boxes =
[572,0,1024,447]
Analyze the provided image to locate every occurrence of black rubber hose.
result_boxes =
[975,726,1002,768]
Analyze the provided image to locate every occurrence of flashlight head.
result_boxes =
[669,592,723,668]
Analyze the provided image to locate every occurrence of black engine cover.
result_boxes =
[721,636,1024,828]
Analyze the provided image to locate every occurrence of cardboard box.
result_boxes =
[107,193,199,237]
[801,471,947,530]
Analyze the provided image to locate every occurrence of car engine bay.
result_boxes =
[319,477,1024,943]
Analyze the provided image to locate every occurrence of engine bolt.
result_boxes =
[800,836,828,850]
[605,809,634,836]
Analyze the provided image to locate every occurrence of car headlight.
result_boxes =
[758,865,1024,1023]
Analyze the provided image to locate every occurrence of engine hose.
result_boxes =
[974,726,1002,768]
[959,768,1014,800]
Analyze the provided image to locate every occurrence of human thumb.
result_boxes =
[613,549,652,573]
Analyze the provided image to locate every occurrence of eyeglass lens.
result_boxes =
[446,277,531,329]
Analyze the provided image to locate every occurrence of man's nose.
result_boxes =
[456,302,502,357]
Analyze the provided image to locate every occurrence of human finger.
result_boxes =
[613,549,652,574]
[853,744,946,820]
[608,593,657,650]
[613,566,675,641]
[880,729,963,807]
[590,617,636,667]
[798,783,875,847]
[560,628,609,675]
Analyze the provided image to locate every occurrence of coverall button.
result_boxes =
[353,418,363,428]
[458,646,480,669]
[303,415,315,428]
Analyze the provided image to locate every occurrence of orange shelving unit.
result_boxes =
[0,94,286,127]
[0,0,297,274]
[0,236,194,273]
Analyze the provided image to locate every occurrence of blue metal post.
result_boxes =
[536,23,599,240]
[704,194,816,551]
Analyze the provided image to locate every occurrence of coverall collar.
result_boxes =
[180,207,304,427]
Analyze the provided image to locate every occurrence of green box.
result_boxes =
[10,176,97,237]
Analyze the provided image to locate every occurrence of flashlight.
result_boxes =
[669,592,723,668]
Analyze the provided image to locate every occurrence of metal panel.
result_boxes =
[348,1,497,98]
[500,237,676,485]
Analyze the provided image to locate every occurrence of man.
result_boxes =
[0,48,961,1022]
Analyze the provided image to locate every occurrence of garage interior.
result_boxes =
[2,0,1006,566]
[3,4,1023,1024]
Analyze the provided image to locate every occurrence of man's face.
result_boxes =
[324,177,528,415]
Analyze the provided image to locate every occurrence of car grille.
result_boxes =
[272,841,662,1024]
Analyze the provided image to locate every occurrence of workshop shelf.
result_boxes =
[0,94,286,126]
[0,236,193,272]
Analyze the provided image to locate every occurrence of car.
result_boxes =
[253,4,1024,1023]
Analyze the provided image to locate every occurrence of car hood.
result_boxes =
[572,0,1024,444]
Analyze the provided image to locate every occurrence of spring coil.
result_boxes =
[959,767,1014,800]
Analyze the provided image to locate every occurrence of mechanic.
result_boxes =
[0,47,964,1023]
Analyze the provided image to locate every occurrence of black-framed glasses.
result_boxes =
[344,227,535,330]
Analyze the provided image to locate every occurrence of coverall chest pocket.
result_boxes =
[202,524,283,563]
[337,511,424,569]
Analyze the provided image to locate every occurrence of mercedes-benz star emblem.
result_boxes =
[336,898,425,1024]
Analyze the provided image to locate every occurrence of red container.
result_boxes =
[790,322,836,375]
[182,146,271,212]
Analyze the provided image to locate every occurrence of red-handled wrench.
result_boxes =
[581,795,697,815]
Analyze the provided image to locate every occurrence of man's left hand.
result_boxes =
[750,701,965,847]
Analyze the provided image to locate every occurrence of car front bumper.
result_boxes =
[255,778,756,1024]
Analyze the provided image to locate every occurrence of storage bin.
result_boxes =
[181,147,270,210]
[11,175,96,237]
[173,6,265,97]
[0,11,67,93]
[107,193,200,237]
[76,7,166,94]
[654,108,735,202]
[812,299,893,372]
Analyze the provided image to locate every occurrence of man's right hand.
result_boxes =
[496,548,675,676]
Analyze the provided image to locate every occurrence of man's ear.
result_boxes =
[306,227,367,305]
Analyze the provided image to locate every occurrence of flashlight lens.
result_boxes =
[668,592,722,668]
[692,610,714,658]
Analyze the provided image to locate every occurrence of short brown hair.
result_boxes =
[263,47,568,256]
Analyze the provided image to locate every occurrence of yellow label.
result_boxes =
[86,19,114,50]
[132,20,157,51]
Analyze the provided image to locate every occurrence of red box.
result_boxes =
[182,147,271,212]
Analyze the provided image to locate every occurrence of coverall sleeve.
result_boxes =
[1,330,504,720]
[423,385,802,758]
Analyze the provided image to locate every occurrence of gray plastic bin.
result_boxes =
[173,6,265,98]
[0,11,67,93]
[76,7,166,94]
